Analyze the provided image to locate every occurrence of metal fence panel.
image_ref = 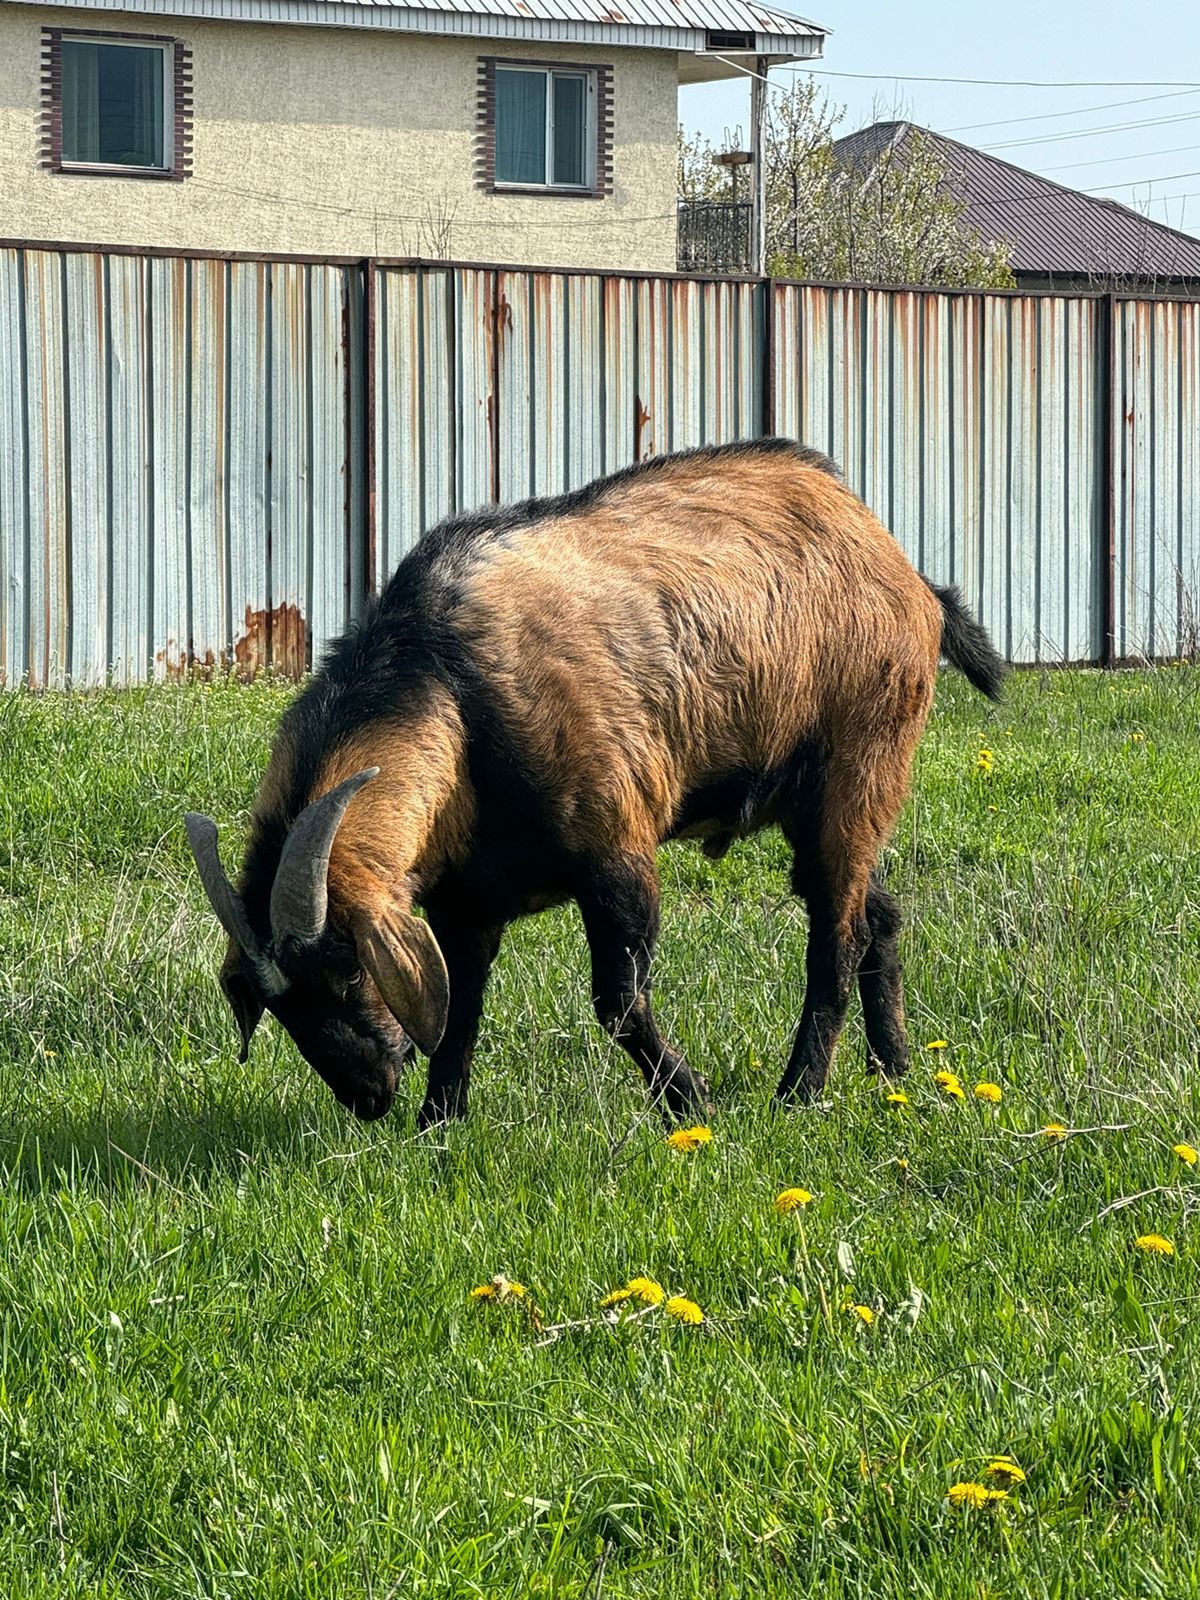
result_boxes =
[771,282,1105,664]
[0,246,359,688]
[4,249,1200,685]
[1114,298,1200,659]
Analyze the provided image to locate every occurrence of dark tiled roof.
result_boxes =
[832,120,1200,283]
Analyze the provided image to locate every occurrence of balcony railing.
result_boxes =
[677,200,752,275]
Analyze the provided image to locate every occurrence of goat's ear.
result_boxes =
[219,941,264,1063]
[352,906,449,1057]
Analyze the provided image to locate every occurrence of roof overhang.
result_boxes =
[4,0,825,72]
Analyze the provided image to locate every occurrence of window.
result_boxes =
[41,29,193,180]
[495,67,590,188]
[477,59,613,198]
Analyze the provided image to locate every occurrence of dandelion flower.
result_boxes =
[976,750,995,773]
[1041,1123,1068,1142]
[936,1072,965,1101]
[886,1090,909,1107]
[665,1296,704,1325]
[896,1158,910,1173]
[775,1187,814,1214]
[665,1126,712,1152]
[1129,730,1145,743]
[846,1304,875,1326]
[934,1069,958,1088]
[1173,1143,1198,1167]
[625,1276,665,1306]
[1133,1233,1175,1257]
[974,1082,1003,1104]
[471,1275,524,1301]
[600,1286,634,1308]
[926,1040,949,1052]
[947,1481,1008,1510]
[984,1458,1026,1487]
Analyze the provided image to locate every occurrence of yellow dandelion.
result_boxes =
[947,1482,1009,1510]
[896,1157,910,1173]
[976,750,995,773]
[625,1276,665,1306]
[1129,730,1145,742]
[886,1090,910,1107]
[471,1275,525,1301]
[937,1073,965,1101]
[1041,1122,1069,1142]
[599,1286,634,1308]
[984,1458,1026,1487]
[974,1082,1002,1104]
[664,1296,704,1325]
[927,1040,949,1051]
[775,1187,814,1214]
[1133,1233,1175,1257]
[934,1070,958,1088]
[1173,1142,1198,1167]
[665,1126,713,1152]
[846,1304,875,1326]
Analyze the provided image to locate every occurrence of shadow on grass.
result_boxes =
[0,1089,425,1200]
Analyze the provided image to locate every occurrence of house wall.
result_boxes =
[0,4,680,269]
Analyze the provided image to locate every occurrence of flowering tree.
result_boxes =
[680,83,1015,289]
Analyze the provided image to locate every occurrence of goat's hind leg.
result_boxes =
[577,854,709,1119]
[858,872,910,1082]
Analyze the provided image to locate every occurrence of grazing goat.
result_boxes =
[186,439,1004,1126]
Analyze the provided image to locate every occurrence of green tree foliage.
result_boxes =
[680,83,1015,289]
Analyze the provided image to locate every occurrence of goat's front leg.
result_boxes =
[416,907,504,1129]
[577,855,709,1120]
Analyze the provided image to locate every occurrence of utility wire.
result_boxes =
[1041,142,1200,175]
[985,108,1200,151]
[944,88,1200,134]
[794,70,1200,89]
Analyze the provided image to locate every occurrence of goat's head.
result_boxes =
[184,769,448,1120]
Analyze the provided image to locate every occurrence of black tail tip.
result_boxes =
[925,581,1008,700]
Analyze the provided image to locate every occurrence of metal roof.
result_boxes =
[833,121,1200,285]
[5,0,826,59]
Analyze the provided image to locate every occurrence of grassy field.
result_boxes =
[1,666,1199,1598]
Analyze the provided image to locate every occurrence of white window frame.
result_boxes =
[59,33,175,175]
[493,64,596,193]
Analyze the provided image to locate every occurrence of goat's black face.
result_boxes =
[228,939,413,1121]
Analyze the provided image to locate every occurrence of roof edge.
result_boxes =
[2,0,826,55]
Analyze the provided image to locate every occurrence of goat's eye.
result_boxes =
[347,968,366,989]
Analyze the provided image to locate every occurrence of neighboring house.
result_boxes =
[834,120,1200,294]
[0,0,823,272]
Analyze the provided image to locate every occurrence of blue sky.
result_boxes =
[678,0,1200,233]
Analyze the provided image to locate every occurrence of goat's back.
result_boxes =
[394,441,943,851]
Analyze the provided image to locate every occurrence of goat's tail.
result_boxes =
[924,580,1007,701]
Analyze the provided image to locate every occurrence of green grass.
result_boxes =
[2,667,1199,1598]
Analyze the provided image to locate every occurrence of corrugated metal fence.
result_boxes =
[0,246,363,688]
[3,243,1198,685]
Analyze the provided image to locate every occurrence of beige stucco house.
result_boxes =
[0,0,823,270]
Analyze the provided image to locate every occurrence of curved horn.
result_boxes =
[184,812,264,959]
[269,767,379,945]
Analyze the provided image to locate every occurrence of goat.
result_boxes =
[185,439,1004,1126]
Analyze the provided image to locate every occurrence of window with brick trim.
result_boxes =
[41,28,193,179]
[476,57,613,197]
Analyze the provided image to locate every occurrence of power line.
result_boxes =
[985,109,1200,151]
[793,69,1200,89]
[1083,168,1200,193]
[1041,142,1200,176]
[943,88,1200,135]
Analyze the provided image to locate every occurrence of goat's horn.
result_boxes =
[269,767,379,945]
[185,812,265,960]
